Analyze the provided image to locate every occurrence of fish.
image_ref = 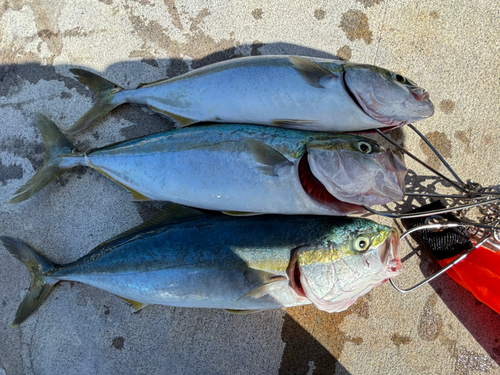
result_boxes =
[65,55,434,134]
[9,114,407,216]
[0,203,402,326]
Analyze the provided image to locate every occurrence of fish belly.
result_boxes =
[120,57,381,131]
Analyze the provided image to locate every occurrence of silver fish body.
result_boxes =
[1,209,402,325]
[67,55,434,134]
[10,116,407,215]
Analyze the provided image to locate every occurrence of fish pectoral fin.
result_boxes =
[244,138,292,176]
[120,297,148,312]
[148,106,197,128]
[222,211,262,217]
[224,309,263,314]
[271,119,319,128]
[237,276,288,301]
[289,56,336,88]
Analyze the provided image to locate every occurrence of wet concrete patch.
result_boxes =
[391,333,411,348]
[419,131,452,170]
[111,337,125,350]
[128,9,237,70]
[439,99,455,114]
[252,8,263,20]
[340,10,372,44]
[0,136,45,170]
[0,159,23,186]
[454,130,472,154]
[314,9,325,21]
[337,45,352,60]
[0,64,90,98]
[164,0,183,30]
[357,0,384,8]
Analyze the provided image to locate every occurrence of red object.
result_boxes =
[437,243,500,315]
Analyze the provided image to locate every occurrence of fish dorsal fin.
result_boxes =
[244,138,291,176]
[120,297,148,312]
[224,309,263,314]
[289,56,335,88]
[101,203,205,245]
[136,78,170,88]
[271,119,319,128]
[222,211,262,217]
[237,276,288,301]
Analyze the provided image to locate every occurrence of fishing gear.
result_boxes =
[373,125,500,315]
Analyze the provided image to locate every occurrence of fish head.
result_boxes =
[287,220,401,312]
[304,136,407,208]
[343,64,434,127]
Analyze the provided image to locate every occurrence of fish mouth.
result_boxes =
[342,71,404,128]
[410,87,429,102]
[379,229,402,274]
[286,252,306,298]
[298,151,366,214]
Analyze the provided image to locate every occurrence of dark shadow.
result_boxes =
[280,312,352,375]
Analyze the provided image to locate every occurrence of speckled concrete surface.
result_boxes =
[1,1,500,374]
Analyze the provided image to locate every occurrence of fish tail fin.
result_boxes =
[9,114,75,204]
[65,68,125,134]
[0,236,58,326]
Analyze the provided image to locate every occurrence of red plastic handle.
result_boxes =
[437,244,500,315]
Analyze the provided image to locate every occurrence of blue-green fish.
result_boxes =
[1,204,401,326]
[66,55,433,134]
[9,115,407,215]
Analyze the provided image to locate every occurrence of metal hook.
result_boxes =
[363,197,500,219]
[375,128,466,192]
[389,223,491,293]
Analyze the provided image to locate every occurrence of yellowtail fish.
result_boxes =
[1,204,401,326]
[9,114,407,216]
[66,55,433,134]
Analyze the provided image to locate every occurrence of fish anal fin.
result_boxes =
[224,309,263,314]
[148,106,197,128]
[237,276,287,301]
[289,56,336,88]
[85,162,154,202]
[222,211,262,217]
[131,191,152,201]
[120,297,147,312]
[244,138,291,176]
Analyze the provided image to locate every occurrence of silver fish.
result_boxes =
[66,55,434,134]
[9,114,407,216]
[1,204,402,326]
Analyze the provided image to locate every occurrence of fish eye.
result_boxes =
[357,141,372,154]
[393,73,407,84]
[354,237,370,252]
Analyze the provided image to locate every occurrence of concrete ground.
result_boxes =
[1,0,500,374]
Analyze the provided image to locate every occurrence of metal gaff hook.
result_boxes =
[389,223,491,293]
